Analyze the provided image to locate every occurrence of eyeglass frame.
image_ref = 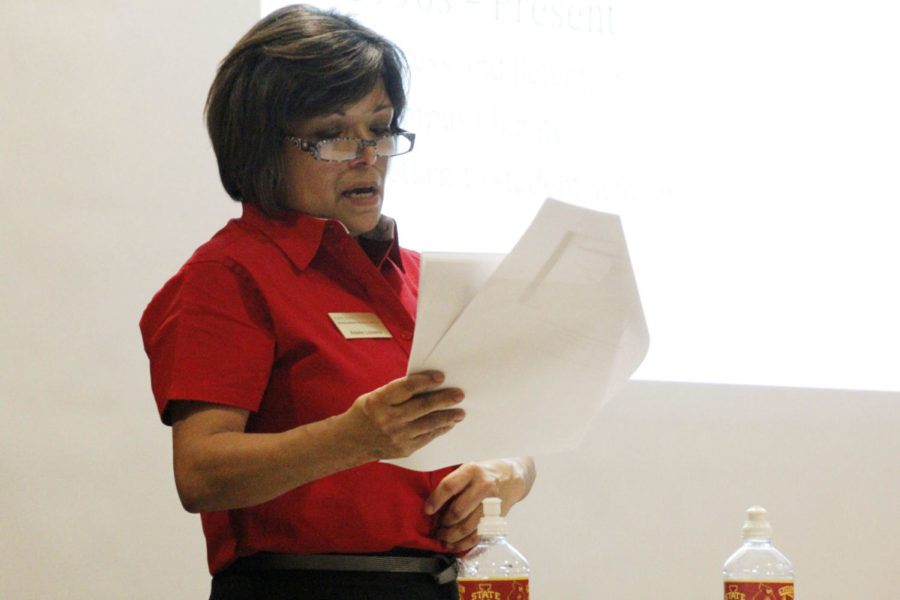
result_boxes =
[285,130,416,162]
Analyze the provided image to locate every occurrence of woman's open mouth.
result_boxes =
[342,185,380,206]
[342,185,377,198]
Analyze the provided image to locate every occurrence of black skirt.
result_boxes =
[210,550,459,600]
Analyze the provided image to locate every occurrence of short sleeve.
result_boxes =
[140,259,275,424]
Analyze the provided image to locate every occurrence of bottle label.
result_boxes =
[724,581,794,600]
[458,577,529,600]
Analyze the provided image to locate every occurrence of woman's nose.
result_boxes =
[350,142,379,167]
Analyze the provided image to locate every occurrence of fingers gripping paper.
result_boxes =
[388,198,649,470]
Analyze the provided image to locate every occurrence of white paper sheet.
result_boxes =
[388,198,649,470]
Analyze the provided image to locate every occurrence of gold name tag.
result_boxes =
[328,312,393,339]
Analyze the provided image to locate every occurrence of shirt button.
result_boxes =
[401,330,413,340]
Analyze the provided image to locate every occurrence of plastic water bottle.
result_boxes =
[723,505,794,600]
[457,497,530,600]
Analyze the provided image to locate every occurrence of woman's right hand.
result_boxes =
[338,370,466,460]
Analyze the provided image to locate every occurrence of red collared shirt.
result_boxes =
[140,204,455,574]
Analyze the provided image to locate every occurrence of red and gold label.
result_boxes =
[458,577,529,600]
[724,580,794,600]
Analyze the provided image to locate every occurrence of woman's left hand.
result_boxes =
[425,457,536,551]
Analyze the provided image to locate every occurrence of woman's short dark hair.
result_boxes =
[205,4,408,215]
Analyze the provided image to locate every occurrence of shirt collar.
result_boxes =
[238,204,404,271]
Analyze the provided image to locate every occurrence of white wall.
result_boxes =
[516,381,900,599]
[2,1,898,599]
[1,2,253,598]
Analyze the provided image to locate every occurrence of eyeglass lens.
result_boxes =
[319,135,411,161]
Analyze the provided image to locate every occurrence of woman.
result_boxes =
[139,5,535,600]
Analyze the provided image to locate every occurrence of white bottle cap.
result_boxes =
[742,505,773,540]
[477,497,508,536]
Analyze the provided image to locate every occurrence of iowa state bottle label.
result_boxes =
[724,580,794,600]
[458,577,529,600]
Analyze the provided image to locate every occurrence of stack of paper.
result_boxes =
[389,198,649,470]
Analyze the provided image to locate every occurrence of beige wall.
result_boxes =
[2,2,898,599]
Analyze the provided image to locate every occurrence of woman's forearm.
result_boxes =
[170,371,465,513]
[172,410,371,513]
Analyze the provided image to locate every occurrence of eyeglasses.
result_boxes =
[286,131,416,162]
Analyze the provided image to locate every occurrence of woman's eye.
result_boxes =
[313,130,342,141]
[311,125,391,140]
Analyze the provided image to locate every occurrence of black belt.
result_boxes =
[228,552,459,585]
